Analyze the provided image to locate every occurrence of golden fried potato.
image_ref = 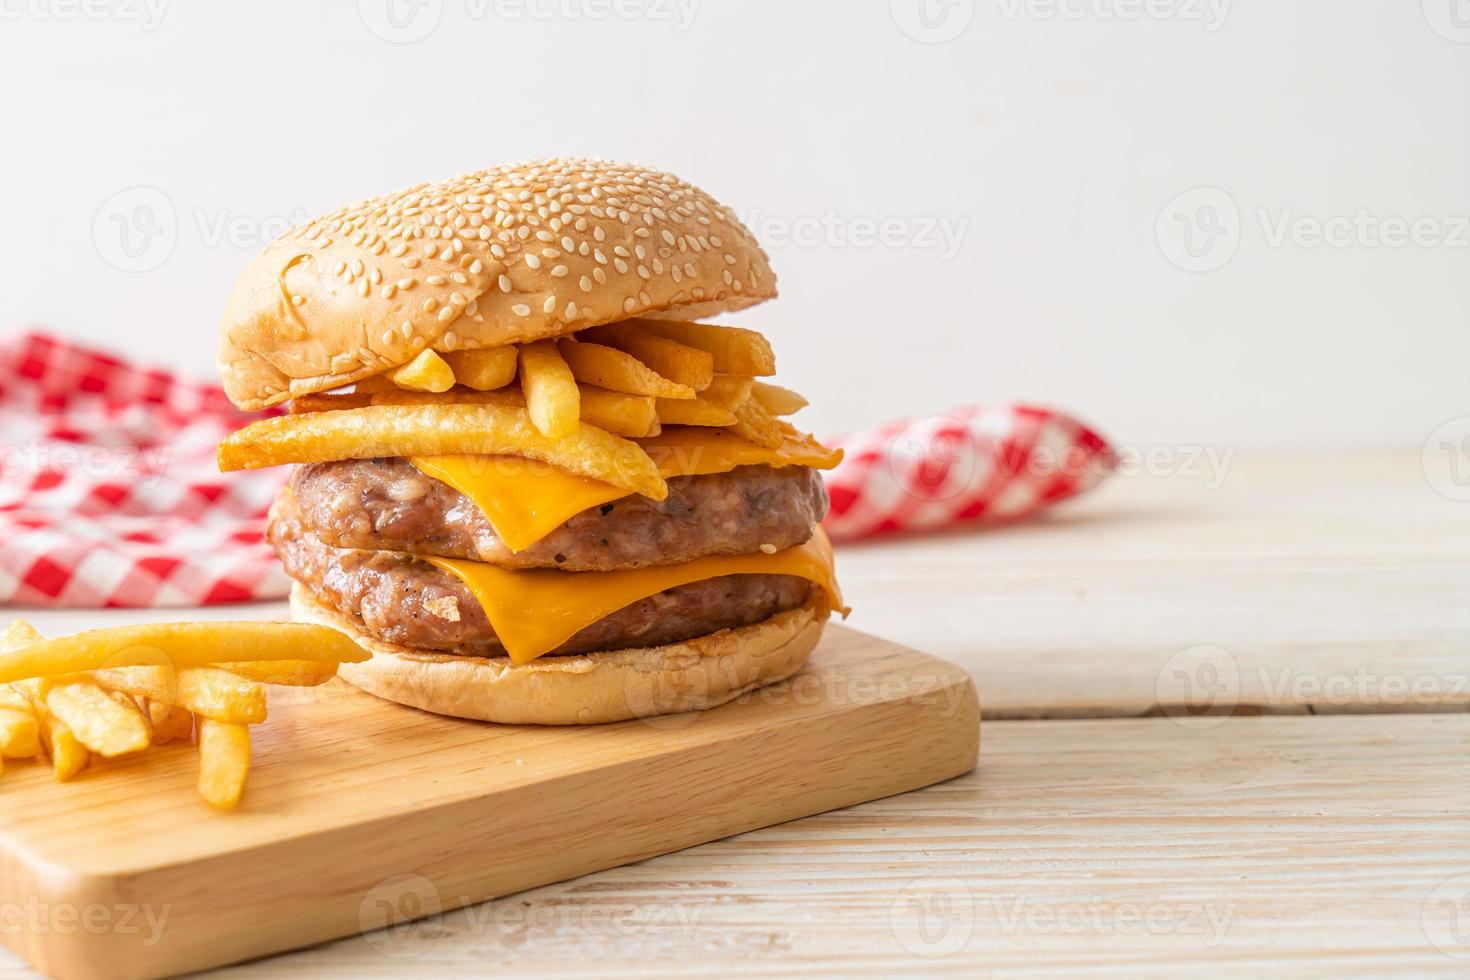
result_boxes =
[585,323,714,390]
[519,341,581,439]
[655,397,738,428]
[750,381,809,416]
[633,319,776,376]
[579,386,659,438]
[443,347,517,391]
[0,622,367,686]
[730,398,786,449]
[388,350,456,393]
[218,404,668,499]
[557,339,696,399]
[197,718,251,810]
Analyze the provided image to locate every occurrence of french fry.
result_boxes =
[197,718,251,810]
[655,397,738,428]
[0,626,87,779]
[750,381,809,416]
[730,397,786,449]
[92,665,177,704]
[701,374,755,411]
[150,704,194,745]
[43,678,151,757]
[220,659,338,687]
[634,319,776,376]
[38,714,88,781]
[175,667,268,725]
[1,620,45,651]
[0,686,39,758]
[388,350,456,393]
[0,622,367,686]
[519,341,581,439]
[218,405,668,499]
[558,339,695,399]
[579,387,659,438]
[293,388,522,414]
[0,707,38,759]
[584,324,714,390]
[442,347,517,391]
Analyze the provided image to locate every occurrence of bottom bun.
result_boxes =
[290,583,829,725]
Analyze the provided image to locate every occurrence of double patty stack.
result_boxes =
[215,159,847,724]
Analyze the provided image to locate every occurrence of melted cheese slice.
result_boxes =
[411,427,843,553]
[427,528,844,664]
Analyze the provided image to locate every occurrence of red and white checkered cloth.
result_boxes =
[0,332,288,607]
[0,332,1111,606]
[822,404,1113,541]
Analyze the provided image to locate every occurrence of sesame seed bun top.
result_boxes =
[216,158,777,410]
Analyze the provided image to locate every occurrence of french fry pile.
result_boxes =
[220,319,812,499]
[0,620,366,810]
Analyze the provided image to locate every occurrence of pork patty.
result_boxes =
[269,496,812,657]
[289,459,827,570]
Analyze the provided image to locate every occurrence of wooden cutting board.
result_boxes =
[0,625,977,980]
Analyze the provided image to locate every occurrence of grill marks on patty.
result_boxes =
[289,459,829,571]
[268,497,812,657]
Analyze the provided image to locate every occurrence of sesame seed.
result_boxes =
[512,304,531,316]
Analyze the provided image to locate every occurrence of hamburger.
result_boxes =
[216,158,846,724]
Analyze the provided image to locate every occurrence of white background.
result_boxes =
[1,0,1466,450]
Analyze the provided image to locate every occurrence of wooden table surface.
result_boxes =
[3,449,1468,977]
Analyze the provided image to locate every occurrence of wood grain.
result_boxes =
[0,630,978,979]
[837,450,1470,717]
[233,714,1470,978]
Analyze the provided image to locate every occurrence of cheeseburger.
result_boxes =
[216,159,846,724]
